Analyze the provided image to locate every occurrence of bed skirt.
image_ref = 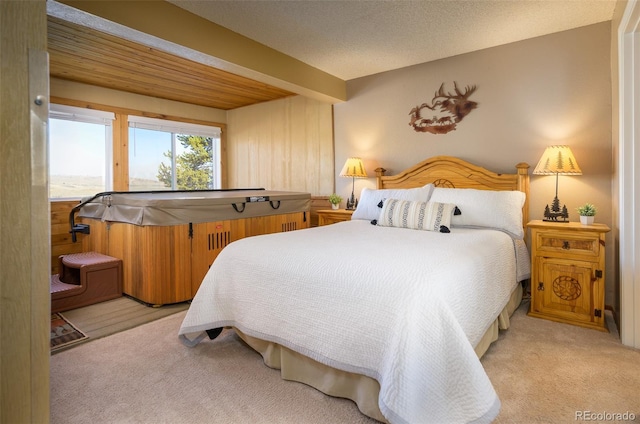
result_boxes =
[235,283,524,423]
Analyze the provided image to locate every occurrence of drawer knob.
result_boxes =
[562,241,570,250]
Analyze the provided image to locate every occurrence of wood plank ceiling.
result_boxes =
[47,16,295,110]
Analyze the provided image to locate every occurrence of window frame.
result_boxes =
[48,98,227,200]
[49,104,115,199]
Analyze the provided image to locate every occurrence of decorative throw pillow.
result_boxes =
[351,184,434,221]
[375,199,457,233]
[429,187,526,239]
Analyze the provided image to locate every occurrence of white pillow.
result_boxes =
[376,199,457,233]
[351,184,434,221]
[429,187,526,239]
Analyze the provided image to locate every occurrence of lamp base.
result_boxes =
[542,196,569,222]
[346,194,358,210]
[542,217,569,223]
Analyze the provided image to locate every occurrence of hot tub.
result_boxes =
[77,189,311,305]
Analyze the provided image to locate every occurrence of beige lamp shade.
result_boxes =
[340,157,368,178]
[534,145,581,222]
[533,145,582,175]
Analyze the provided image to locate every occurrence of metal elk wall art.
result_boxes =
[409,82,478,134]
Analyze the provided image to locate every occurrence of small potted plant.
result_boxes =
[577,203,597,225]
[328,193,342,210]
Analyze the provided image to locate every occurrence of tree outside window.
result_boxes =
[157,135,214,190]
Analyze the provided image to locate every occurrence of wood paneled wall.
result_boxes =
[1,1,50,422]
[226,96,335,196]
[50,200,84,274]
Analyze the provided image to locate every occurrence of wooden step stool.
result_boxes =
[51,252,123,313]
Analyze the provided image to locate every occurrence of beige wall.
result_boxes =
[333,22,616,305]
[226,96,334,196]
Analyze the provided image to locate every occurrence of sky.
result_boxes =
[49,119,107,177]
[49,120,184,181]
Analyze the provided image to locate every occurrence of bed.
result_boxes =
[178,156,531,424]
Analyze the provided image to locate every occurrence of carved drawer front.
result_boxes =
[536,231,599,258]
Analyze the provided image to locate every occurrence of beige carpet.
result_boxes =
[484,303,640,423]
[50,300,640,424]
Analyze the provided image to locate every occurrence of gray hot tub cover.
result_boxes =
[78,189,311,226]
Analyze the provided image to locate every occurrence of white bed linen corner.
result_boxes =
[179,220,528,424]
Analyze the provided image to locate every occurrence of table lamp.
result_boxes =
[533,145,582,222]
[340,157,367,210]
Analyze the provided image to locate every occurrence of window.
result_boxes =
[128,116,221,191]
[49,105,114,199]
[48,105,222,198]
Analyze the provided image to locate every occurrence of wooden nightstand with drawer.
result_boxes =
[317,209,354,226]
[527,220,610,331]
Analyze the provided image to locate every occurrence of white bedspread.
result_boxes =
[179,220,523,424]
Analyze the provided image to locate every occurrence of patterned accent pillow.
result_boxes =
[376,199,457,233]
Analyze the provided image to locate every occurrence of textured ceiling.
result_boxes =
[168,0,617,81]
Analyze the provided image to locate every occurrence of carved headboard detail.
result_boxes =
[432,179,455,188]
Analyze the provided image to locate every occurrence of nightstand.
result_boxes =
[317,209,354,226]
[527,220,610,331]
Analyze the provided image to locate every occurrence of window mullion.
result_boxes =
[105,125,113,191]
[171,132,177,190]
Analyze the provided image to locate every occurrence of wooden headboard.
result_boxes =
[375,156,530,227]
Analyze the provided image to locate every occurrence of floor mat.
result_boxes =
[51,313,88,353]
